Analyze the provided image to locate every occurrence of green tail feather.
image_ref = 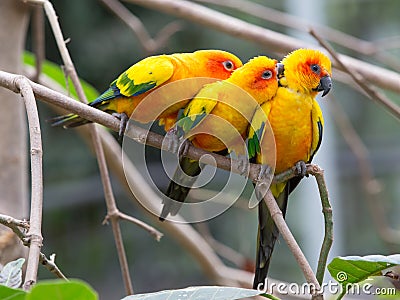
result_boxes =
[253,183,289,289]
[160,157,203,221]
[49,113,91,128]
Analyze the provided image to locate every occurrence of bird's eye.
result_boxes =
[311,64,320,74]
[261,70,273,80]
[223,60,234,71]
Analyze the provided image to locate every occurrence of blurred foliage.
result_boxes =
[24,0,400,298]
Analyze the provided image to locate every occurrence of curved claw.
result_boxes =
[165,127,181,153]
[178,139,191,159]
[295,161,307,178]
[111,112,129,142]
[237,155,250,176]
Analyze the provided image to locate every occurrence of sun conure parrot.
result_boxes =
[160,56,280,220]
[50,50,243,135]
[247,48,332,289]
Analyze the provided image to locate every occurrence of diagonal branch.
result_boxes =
[193,0,400,72]
[123,0,400,94]
[310,28,400,120]
[99,0,182,54]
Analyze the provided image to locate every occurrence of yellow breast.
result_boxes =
[261,88,314,174]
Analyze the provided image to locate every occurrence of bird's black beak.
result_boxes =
[316,75,332,97]
[277,63,285,77]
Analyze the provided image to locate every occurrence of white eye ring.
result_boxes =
[261,70,273,79]
[223,60,234,71]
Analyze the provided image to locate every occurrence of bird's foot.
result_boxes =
[165,126,182,153]
[295,160,308,178]
[178,138,191,158]
[254,164,273,201]
[111,112,129,142]
[237,155,250,176]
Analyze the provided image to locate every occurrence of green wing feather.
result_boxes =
[178,82,219,133]
[248,102,271,159]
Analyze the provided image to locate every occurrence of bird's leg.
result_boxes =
[294,160,308,177]
[178,138,191,159]
[111,112,129,142]
[237,155,250,176]
[165,125,183,154]
[255,164,273,201]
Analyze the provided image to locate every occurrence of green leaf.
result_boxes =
[0,258,25,288]
[0,285,26,300]
[23,51,99,101]
[121,286,270,300]
[26,279,98,300]
[328,254,400,286]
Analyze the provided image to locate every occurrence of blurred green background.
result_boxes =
[27,0,400,299]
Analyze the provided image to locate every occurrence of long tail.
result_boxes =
[253,183,289,289]
[49,90,114,128]
[160,156,202,221]
[49,113,92,128]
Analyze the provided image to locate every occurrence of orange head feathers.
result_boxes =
[280,48,332,97]
[227,55,279,103]
[191,49,243,79]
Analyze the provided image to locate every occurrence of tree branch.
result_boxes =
[193,0,400,72]
[0,214,67,280]
[36,0,134,294]
[123,0,400,94]
[99,0,182,54]
[1,75,44,290]
[308,165,333,285]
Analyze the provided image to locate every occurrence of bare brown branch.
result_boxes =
[193,0,400,72]
[99,0,182,54]
[35,0,134,294]
[6,76,44,291]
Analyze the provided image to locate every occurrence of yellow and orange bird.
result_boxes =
[50,50,242,134]
[161,56,279,220]
[248,49,332,289]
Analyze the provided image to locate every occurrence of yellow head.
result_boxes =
[280,48,332,97]
[228,56,279,103]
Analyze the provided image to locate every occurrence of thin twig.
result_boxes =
[195,222,248,268]
[32,5,45,82]
[37,0,134,294]
[99,0,182,54]
[327,96,400,246]
[0,214,67,280]
[308,165,333,285]
[6,76,44,291]
[39,253,68,280]
[123,0,400,94]
[310,28,400,120]
[110,212,163,242]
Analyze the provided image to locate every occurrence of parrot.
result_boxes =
[50,50,243,135]
[160,55,280,220]
[247,48,332,289]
